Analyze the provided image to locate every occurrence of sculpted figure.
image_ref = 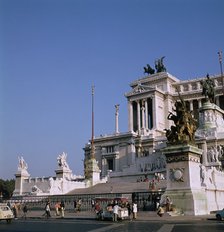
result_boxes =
[143,64,155,75]
[57,152,69,169]
[200,74,215,103]
[165,92,197,145]
[155,56,166,73]
[143,56,166,75]
[18,156,28,170]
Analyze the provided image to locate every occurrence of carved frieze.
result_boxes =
[166,153,200,163]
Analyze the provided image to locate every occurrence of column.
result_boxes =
[115,155,119,172]
[198,99,202,108]
[190,100,193,111]
[137,100,141,132]
[115,104,119,134]
[152,96,156,129]
[216,96,220,107]
[145,99,149,129]
[141,100,145,130]
[128,100,133,132]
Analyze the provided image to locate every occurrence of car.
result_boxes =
[0,203,14,223]
[216,208,224,221]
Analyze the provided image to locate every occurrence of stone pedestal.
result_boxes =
[162,144,208,215]
[196,101,224,137]
[55,167,72,179]
[85,158,101,186]
[14,169,30,196]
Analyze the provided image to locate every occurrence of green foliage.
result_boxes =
[0,179,15,200]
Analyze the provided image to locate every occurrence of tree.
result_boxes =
[0,179,15,200]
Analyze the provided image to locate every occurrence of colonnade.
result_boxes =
[128,97,154,133]
[128,95,222,134]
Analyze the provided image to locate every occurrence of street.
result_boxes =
[0,218,223,232]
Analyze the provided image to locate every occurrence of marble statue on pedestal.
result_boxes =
[57,152,70,169]
[18,156,28,171]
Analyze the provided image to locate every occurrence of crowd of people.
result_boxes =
[5,195,172,220]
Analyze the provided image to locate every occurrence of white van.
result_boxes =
[0,203,14,223]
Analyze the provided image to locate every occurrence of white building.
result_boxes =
[84,72,224,181]
[83,71,224,214]
[13,69,224,215]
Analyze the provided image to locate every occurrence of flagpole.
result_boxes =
[91,85,95,159]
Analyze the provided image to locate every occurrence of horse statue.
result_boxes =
[166,91,197,145]
[155,56,166,73]
[143,64,155,75]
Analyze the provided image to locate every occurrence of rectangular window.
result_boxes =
[106,146,114,153]
[107,158,114,171]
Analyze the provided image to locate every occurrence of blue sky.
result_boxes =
[0,0,223,180]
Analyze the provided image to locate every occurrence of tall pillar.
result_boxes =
[190,100,193,111]
[216,96,220,107]
[198,99,202,108]
[137,100,141,132]
[115,104,119,134]
[152,96,157,129]
[141,100,145,130]
[115,155,119,172]
[145,99,149,130]
[128,100,133,132]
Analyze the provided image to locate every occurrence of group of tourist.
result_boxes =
[7,202,28,220]
[94,199,138,222]
[43,200,65,219]
[5,195,172,221]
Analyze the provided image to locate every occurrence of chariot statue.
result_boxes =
[143,56,167,75]
[143,64,155,75]
[155,56,166,73]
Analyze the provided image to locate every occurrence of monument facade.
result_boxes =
[83,68,224,214]
[13,60,224,215]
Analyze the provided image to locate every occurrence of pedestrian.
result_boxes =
[157,205,164,217]
[165,196,171,212]
[132,202,137,220]
[74,199,77,212]
[126,202,132,220]
[55,202,60,216]
[12,203,18,219]
[60,201,65,218]
[45,202,51,219]
[22,204,28,220]
[113,203,120,222]
[77,198,82,212]
[91,198,95,210]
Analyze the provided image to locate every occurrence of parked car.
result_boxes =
[216,208,224,221]
[0,203,14,223]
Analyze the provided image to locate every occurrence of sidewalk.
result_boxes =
[19,210,216,222]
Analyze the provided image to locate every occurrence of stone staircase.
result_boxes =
[68,179,166,195]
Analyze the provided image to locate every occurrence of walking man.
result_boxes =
[113,203,120,222]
